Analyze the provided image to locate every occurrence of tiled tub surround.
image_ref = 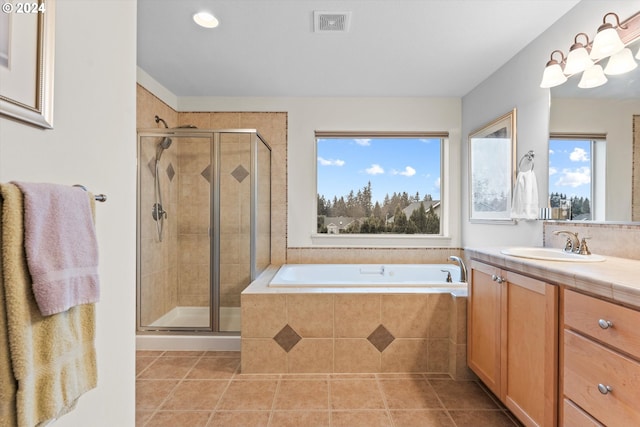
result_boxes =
[241,266,472,379]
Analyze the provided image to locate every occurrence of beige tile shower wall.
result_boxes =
[178,112,287,266]
[177,112,287,307]
[544,222,640,260]
[176,137,211,307]
[137,85,180,324]
[219,134,252,307]
[241,292,468,376]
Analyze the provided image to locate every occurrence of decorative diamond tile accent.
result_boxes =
[147,158,156,178]
[367,324,395,352]
[273,324,302,353]
[166,163,175,181]
[201,164,212,183]
[231,164,250,183]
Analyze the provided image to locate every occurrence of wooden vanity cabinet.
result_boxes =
[562,289,640,426]
[468,260,558,427]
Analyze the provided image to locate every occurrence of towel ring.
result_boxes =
[518,150,535,172]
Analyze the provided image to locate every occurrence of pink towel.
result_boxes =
[13,182,100,316]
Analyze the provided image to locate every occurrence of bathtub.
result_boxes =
[269,263,466,288]
[242,263,470,376]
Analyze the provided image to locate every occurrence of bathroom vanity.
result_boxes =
[466,248,640,427]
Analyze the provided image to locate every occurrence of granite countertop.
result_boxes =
[466,247,640,310]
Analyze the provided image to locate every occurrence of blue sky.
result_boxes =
[548,139,591,199]
[317,137,441,204]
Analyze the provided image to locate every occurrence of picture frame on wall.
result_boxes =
[468,108,517,223]
[0,0,55,129]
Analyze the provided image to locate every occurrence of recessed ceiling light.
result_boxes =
[193,11,219,28]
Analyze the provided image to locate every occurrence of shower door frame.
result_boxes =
[136,128,271,335]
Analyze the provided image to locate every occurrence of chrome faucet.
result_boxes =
[448,256,467,283]
[553,230,583,253]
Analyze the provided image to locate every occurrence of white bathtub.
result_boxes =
[269,264,466,288]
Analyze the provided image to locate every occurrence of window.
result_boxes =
[548,135,605,220]
[316,132,445,235]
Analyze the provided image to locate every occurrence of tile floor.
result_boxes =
[136,350,523,427]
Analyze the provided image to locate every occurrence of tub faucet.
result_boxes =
[553,230,580,253]
[448,256,467,283]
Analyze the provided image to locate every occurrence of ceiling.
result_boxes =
[137,0,581,98]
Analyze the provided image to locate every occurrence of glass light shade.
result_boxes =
[590,26,624,60]
[604,48,638,75]
[564,46,594,75]
[578,64,608,88]
[540,63,567,88]
[193,12,219,28]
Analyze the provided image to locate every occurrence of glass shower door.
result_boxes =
[217,132,252,332]
[137,133,213,331]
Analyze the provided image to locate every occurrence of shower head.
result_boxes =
[156,136,172,160]
[159,136,172,150]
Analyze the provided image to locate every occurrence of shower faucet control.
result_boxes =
[152,203,167,221]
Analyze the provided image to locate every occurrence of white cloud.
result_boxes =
[434,177,441,189]
[549,166,558,176]
[569,147,589,162]
[399,166,416,176]
[354,139,371,146]
[391,166,416,177]
[365,164,385,175]
[549,149,555,155]
[317,156,345,166]
[554,167,590,188]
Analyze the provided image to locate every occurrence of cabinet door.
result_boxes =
[503,271,558,427]
[468,261,502,396]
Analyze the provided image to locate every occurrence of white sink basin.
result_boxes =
[500,247,606,262]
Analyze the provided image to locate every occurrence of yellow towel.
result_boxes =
[0,195,17,427]
[0,184,97,427]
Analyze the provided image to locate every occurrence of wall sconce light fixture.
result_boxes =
[540,11,640,89]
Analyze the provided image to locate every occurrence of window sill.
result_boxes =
[310,233,453,248]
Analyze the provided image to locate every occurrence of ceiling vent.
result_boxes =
[314,11,351,33]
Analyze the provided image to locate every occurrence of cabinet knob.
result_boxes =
[491,274,505,284]
[597,384,613,395]
[598,319,613,329]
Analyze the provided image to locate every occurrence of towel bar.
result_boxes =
[73,184,107,202]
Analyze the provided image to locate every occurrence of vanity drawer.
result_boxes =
[564,289,640,357]
[564,329,640,426]
[562,399,603,427]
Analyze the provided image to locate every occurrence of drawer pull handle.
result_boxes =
[597,384,613,395]
[491,274,505,284]
[598,319,613,329]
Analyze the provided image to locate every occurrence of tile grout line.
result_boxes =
[137,351,173,427]
[202,352,237,427]
[374,374,396,427]
[265,377,281,427]
[425,376,460,427]
[140,352,195,427]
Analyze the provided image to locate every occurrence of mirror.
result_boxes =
[549,36,640,222]
[468,109,516,223]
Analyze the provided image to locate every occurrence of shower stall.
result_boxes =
[136,128,271,335]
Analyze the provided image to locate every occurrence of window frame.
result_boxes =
[313,131,450,246]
